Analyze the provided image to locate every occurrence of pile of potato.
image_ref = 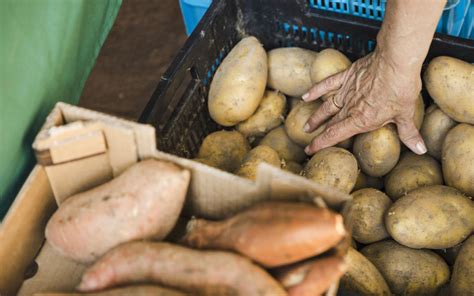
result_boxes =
[198,36,474,295]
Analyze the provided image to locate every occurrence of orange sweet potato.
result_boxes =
[77,242,286,296]
[274,255,346,296]
[46,160,190,263]
[180,201,346,267]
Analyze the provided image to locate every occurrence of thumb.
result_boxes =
[396,118,427,155]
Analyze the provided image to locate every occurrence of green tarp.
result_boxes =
[0,0,122,219]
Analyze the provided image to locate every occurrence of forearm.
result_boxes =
[376,0,446,73]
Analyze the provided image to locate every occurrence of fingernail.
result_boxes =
[302,93,309,101]
[77,278,98,291]
[304,146,311,154]
[415,141,427,154]
[304,123,310,132]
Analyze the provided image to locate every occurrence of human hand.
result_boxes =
[302,49,427,156]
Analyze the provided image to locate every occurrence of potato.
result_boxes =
[267,47,317,97]
[450,235,474,295]
[361,240,450,296]
[424,56,474,124]
[414,93,425,129]
[181,202,346,267]
[353,124,400,177]
[208,36,267,126]
[260,126,306,163]
[442,123,474,196]
[385,185,474,249]
[197,130,250,172]
[289,96,302,110]
[352,171,383,192]
[340,248,391,296]
[45,160,191,263]
[274,255,346,296]
[78,242,286,295]
[283,161,303,175]
[310,48,351,100]
[236,90,286,137]
[285,100,325,146]
[236,145,281,180]
[342,189,392,244]
[304,147,358,193]
[384,152,443,200]
[420,104,457,159]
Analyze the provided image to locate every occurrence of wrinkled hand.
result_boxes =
[302,50,427,155]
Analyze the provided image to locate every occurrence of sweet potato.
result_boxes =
[78,242,286,296]
[35,285,186,296]
[46,160,190,263]
[274,255,346,296]
[180,201,346,267]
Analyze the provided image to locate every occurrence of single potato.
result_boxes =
[209,36,267,126]
[285,100,325,147]
[267,47,317,97]
[442,123,474,196]
[197,130,250,172]
[342,188,392,244]
[384,152,443,200]
[450,235,474,296]
[304,147,358,193]
[420,104,457,159]
[361,240,450,296]
[353,124,400,177]
[236,90,286,137]
[260,126,306,163]
[339,248,391,296]
[385,185,474,249]
[424,56,474,124]
[283,161,303,175]
[236,145,281,180]
[310,48,351,100]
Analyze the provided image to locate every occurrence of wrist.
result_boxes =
[373,37,423,76]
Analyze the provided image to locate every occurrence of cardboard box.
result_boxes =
[0,102,350,295]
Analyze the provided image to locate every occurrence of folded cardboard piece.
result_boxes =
[0,102,350,295]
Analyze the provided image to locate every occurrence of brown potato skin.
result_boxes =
[340,248,391,296]
[180,202,346,268]
[450,235,474,296]
[36,285,186,296]
[260,126,306,163]
[304,147,358,193]
[274,255,346,296]
[361,240,450,296]
[442,123,474,196]
[268,47,317,97]
[385,185,474,249]
[235,145,281,180]
[342,189,392,244]
[384,152,443,200]
[45,160,190,263]
[283,161,303,175]
[424,56,474,124]
[353,124,400,177]
[420,104,457,159]
[197,130,250,172]
[78,242,286,295]
[285,101,325,146]
[236,90,287,137]
[209,36,267,126]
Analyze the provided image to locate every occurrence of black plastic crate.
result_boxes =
[139,0,474,158]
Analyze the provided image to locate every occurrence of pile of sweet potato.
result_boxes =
[45,159,347,296]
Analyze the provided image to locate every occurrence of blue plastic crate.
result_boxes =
[179,0,473,39]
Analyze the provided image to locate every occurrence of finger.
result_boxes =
[305,116,365,155]
[396,118,427,155]
[302,71,345,102]
[304,98,341,133]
